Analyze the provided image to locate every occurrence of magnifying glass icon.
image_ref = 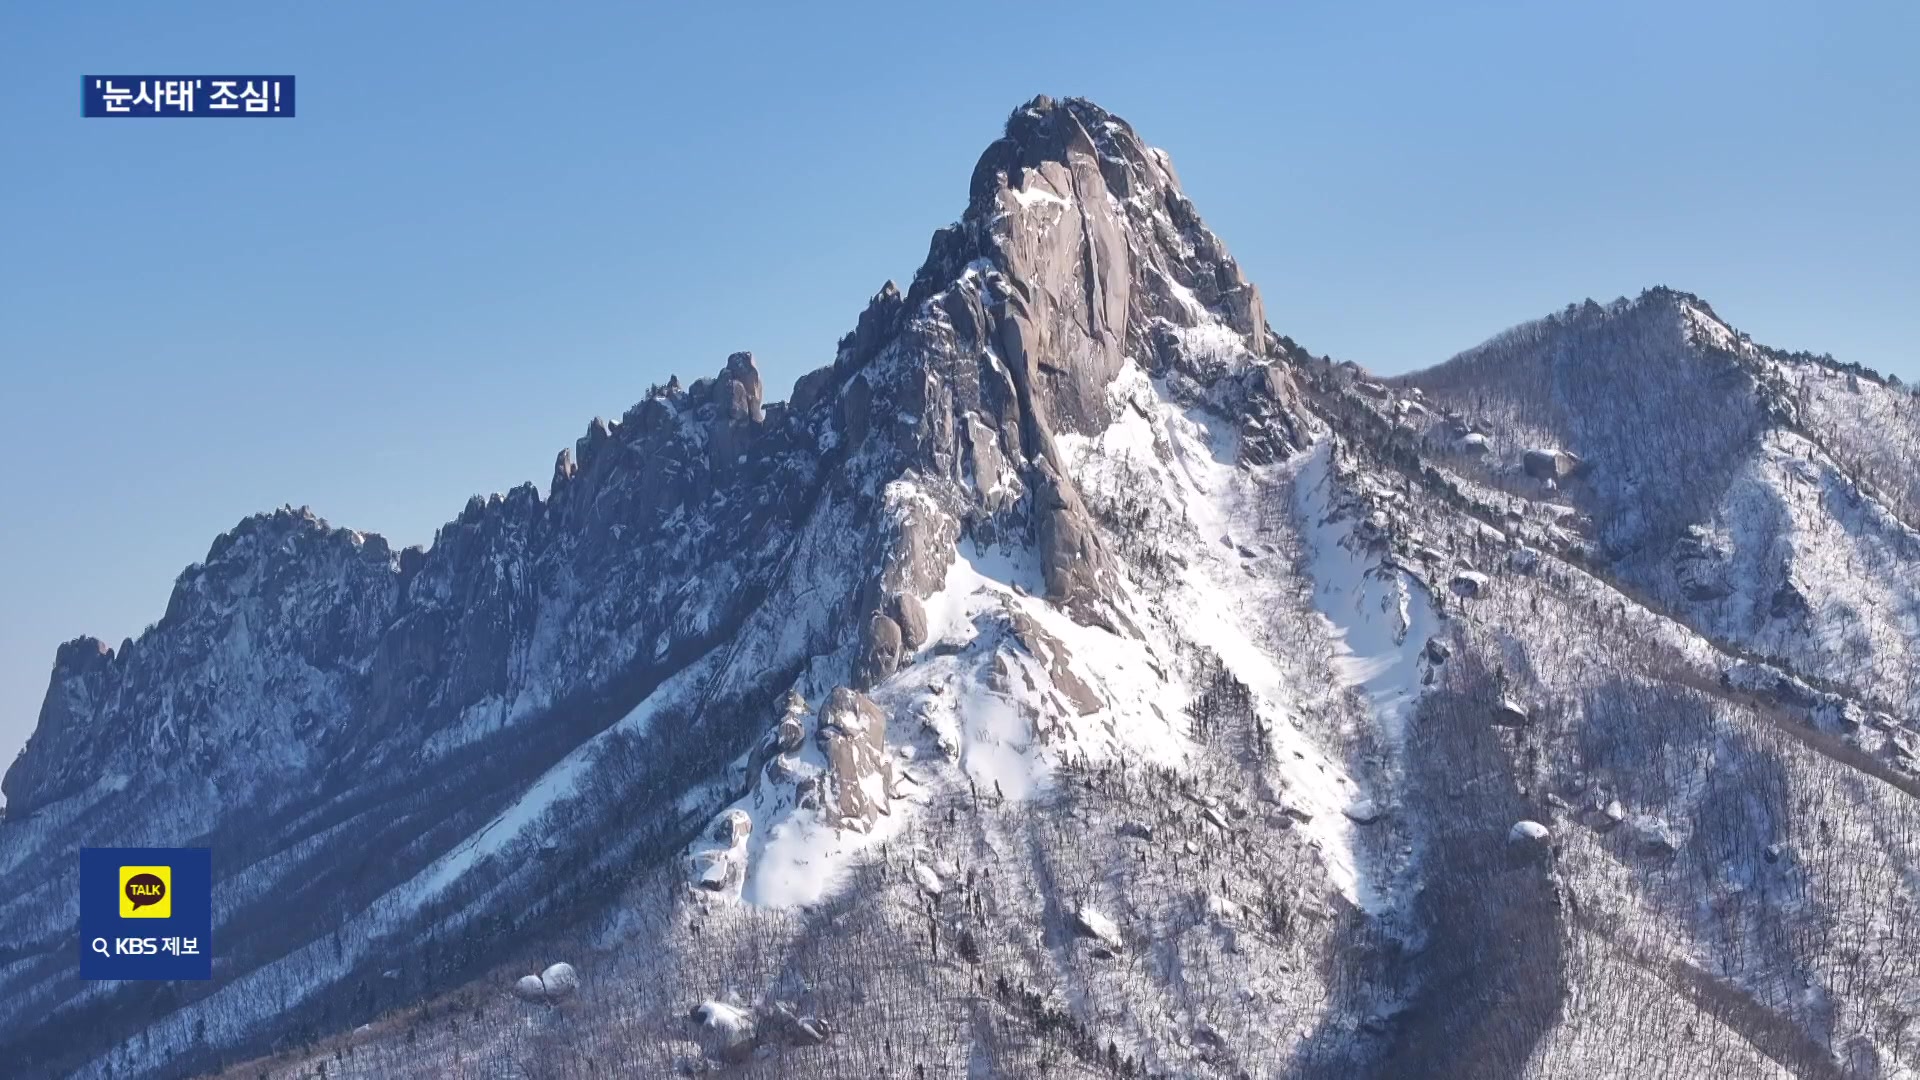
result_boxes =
[90,937,110,957]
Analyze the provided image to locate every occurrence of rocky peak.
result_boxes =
[1524,286,1754,368]
[2,637,116,802]
[919,98,1282,433]
[825,99,1304,628]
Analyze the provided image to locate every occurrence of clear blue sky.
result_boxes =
[3,1,1915,775]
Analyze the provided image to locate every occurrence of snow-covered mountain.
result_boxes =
[5,97,1918,1080]
[1397,291,1920,735]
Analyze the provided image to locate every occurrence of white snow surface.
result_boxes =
[1685,426,1920,713]
[1073,904,1123,947]
[1054,359,1437,909]
[702,357,1442,913]
[1294,442,1443,751]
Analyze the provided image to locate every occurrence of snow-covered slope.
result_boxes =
[1400,290,1920,725]
[6,98,1919,1080]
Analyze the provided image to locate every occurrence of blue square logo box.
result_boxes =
[79,847,212,980]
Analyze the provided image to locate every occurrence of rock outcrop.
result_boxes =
[1523,447,1581,481]
[510,962,580,1005]
[814,688,896,831]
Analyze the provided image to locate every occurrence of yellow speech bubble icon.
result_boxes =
[119,865,171,919]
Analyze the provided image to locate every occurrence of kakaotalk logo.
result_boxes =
[119,865,171,918]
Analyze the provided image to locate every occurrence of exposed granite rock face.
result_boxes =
[1007,611,1101,716]
[1523,447,1580,481]
[877,481,963,603]
[8,637,117,807]
[707,351,766,469]
[966,97,1271,381]
[962,413,1018,513]
[775,689,807,752]
[710,808,751,847]
[855,612,904,689]
[814,687,896,831]
[853,95,1303,637]
[892,593,929,652]
[1032,458,1125,630]
[748,689,811,784]
[1673,527,1734,601]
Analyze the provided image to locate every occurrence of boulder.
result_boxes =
[1492,698,1531,727]
[1344,798,1383,825]
[512,962,580,1005]
[690,808,753,899]
[1672,529,1733,600]
[1582,798,1625,831]
[711,809,751,847]
[1260,363,1296,406]
[1509,820,1551,846]
[1030,460,1128,631]
[1630,816,1680,857]
[689,999,757,1061]
[1450,571,1489,599]
[695,856,734,892]
[775,691,807,753]
[913,864,945,896]
[1892,732,1918,764]
[1523,447,1580,481]
[1203,892,1243,923]
[892,593,929,652]
[1357,509,1392,544]
[1771,582,1813,620]
[706,353,767,470]
[854,612,903,688]
[879,484,962,601]
[815,687,896,831]
[835,279,903,373]
[1071,904,1123,949]
[540,962,580,1002]
[717,351,764,422]
[767,1001,830,1046]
